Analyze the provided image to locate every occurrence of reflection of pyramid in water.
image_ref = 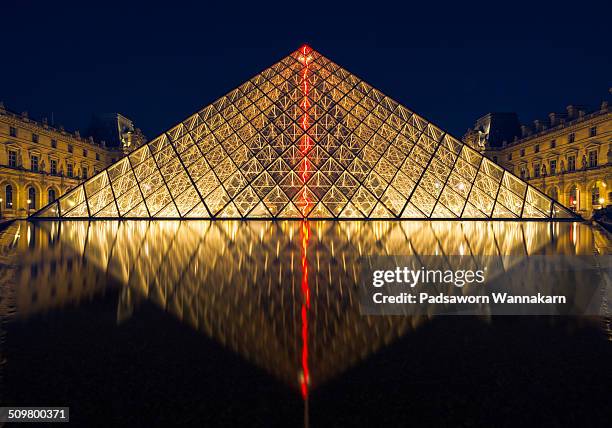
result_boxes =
[19,220,563,391]
[34,45,577,219]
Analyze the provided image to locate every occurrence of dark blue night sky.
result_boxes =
[2,1,610,140]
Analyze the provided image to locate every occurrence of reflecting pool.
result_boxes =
[0,220,610,427]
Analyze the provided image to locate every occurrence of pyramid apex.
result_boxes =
[299,44,312,54]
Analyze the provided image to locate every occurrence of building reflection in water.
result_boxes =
[0,220,609,396]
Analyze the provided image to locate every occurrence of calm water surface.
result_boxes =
[0,220,610,427]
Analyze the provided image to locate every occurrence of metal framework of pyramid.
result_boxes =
[33,45,578,220]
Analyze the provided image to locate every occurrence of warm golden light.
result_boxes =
[33,46,577,221]
[3,219,605,394]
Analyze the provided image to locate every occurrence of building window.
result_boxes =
[569,185,578,210]
[548,187,558,200]
[82,166,88,179]
[568,155,576,172]
[50,159,57,175]
[534,144,539,154]
[568,133,575,143]
[588,150,598,168]
[9,126,17,137]
[30,155,39,172]
[591,186,601,206]
[28,187,36,209]
[83,149,88,157]
[48,188,57,204]
[534,163,541,178]
[51,139,57,148]
[8,150,17,168]
[5,185,13,208]
[550,160,557,175]
[550,139,556,149]
[507,153,512,161]
[67,163,73,178]
[520,167,526,179]
[590,126,597,137]
[95,153,100,161]
[492,156,498,164]
[68,144,73,153]
[520,149,525,157]
[32,133,39,143]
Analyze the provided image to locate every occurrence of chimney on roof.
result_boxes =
[578,109,586,118]
[602,100,609,111]
[21,111,28,119]
[566,105,577,119]
[74,130,80,138]
[548,113,557,126]
[534,119,547,132]
[0,101,5,113]
[520,124,532,137]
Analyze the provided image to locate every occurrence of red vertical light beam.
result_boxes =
[299,219,310,400]
[299,45,312,216]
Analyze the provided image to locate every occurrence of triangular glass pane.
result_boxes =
[234,186,260,216]
[522,203,548,219]
[154,200,180,218]
[431,202,457,219]
[371,201,394,218]
[205,186,231,216]
[173,187,202,216]
[93,200,119,218]
[278,201,301,218]
[339,201,364,218]
[400,202,425,218]
[88,187,116,217]
[492,202,518,218]
[293,187,318,217]
[263,186,290,217]
[145,185,175,216]
[461,202,488,219]
[58,185,86,217]
[125,200,149,217]
[552,203,576,219]
[185,201,210,218]
[116,186,145,216]
[32,202,60,218]
[309,202,333,218]
[218,201,240,218]
[320,186,349,217]
[247,201,272,218]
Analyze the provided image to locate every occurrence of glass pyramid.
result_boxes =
[33,45,578,220]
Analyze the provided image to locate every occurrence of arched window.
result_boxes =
[48,188,57,204]
[591,185,601,206]
[569,185,578,210]
[5,185,13,208]
[28,187,36,209]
